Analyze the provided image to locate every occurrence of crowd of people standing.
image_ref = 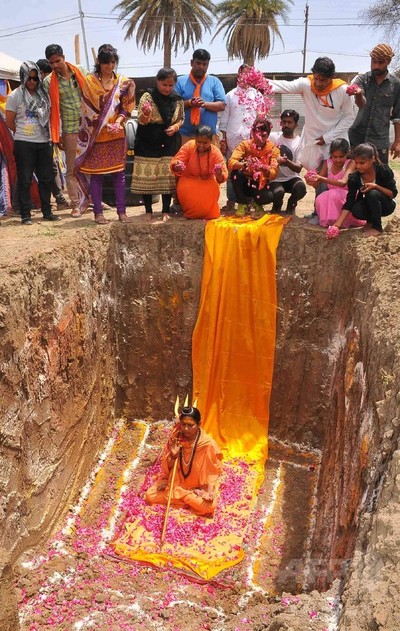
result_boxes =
[0,41,399,236]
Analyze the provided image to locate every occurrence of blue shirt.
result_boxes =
[175,74,226,136]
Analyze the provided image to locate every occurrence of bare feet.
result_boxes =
[95,214,108,225]
[118,213,129,223]
[362,227,382,237]
[144,213,153,222]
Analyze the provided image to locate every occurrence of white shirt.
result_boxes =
[219,86,258,152]
[6,88,49,143]
[269,132,302,182]
[269,77,355,169]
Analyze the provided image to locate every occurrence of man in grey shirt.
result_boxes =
[349,43,400,163]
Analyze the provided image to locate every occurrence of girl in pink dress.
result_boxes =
[306,139,366,228]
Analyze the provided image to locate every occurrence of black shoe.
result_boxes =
[43,214,61,221]
[21,218,33,225]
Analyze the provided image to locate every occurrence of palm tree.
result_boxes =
[213,0,293,66]
[114,0,215,68]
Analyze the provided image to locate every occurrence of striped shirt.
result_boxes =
[44,65,87,134]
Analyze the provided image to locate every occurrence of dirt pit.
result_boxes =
[1,190,400,631]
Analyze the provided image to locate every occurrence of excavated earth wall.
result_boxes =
[1,217,400,629]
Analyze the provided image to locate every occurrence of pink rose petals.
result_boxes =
[305,169,318,183]
[236,66,274,124]
[326,225,340,240]
[346,84,360,95]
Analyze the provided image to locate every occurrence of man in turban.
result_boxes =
[348,44,400,163]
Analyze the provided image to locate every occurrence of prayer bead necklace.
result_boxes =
[179,428,200,479]
[196,150,211,180]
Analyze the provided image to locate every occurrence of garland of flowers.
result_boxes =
[236,67,274,124]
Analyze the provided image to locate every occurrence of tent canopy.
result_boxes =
[0,51,21,82]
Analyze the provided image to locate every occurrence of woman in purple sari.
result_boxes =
[75,44,135,224]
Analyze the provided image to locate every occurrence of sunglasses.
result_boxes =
[27,76,39,82]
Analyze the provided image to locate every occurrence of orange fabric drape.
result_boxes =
[112,214,289,580]
[49,63,85,142]
[192,214,289,482]
[189,71,206,127]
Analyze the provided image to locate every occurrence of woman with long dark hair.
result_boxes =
[145,406,222,516]
[131,67,184,217]
[75,44,135,224]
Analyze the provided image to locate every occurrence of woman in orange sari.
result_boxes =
[145,406,222,516]
[228,117,280,216]
[170,125,228,219]
[75,44,135,224]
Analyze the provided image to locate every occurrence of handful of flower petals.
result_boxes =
[173,160,186,173]
[326,225,340,240]
[346,84,360,96]
[244,155,265,184]
[305,169,319,183]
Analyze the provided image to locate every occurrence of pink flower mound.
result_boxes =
[236,67,274,122]
[213,163,223,174]
[346,84,359,95]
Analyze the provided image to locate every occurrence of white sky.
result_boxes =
[0,0,388,77]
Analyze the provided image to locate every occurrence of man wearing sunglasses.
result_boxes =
[43,44,88,217]
[6,61,60,224]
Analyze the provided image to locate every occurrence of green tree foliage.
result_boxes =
[212,0,294,66]
[114,0,215,68]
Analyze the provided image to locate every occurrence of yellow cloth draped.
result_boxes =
[192,214,289,483]
[112,214,289,580]
[112,457,259,580]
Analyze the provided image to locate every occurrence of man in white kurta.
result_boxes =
[269,57,355,170]
[219,65,258,210]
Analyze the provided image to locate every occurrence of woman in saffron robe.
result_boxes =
[75,44,135,224]
[145,406,222,516]
[170,124,228,219]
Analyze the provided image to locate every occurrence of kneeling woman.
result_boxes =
[145,406,222,516]
[170,125,228,219]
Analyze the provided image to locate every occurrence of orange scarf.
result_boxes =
[307,74,346,97]
[189,71,206,127]
[49,62,86,142]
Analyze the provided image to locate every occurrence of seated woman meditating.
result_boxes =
[170,124,228,219]
[228,117,280,216]
[145,406,222,516]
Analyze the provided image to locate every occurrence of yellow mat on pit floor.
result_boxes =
[112,214,289,579]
